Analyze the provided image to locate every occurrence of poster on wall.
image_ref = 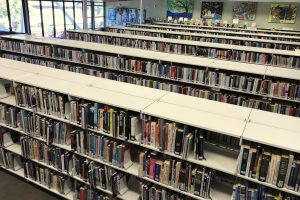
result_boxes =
[107,8,146,26]
[201,2,223,20]
[232,2,257,21]
[268,3,297,24]
[167,0,194,19]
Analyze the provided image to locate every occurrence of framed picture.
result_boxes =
[167,0,194,19]
[201,2,223,20]
[268,3,297,24]
[232,2,257,21]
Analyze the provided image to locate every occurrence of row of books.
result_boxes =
[20,136,72,172]
[65,32,300,69]
[108,27,300,43]
[2,37,300,70]
[5,46,300,102]
[71,131,133,169]
[238,143,300,192]
[76,186,110,200]
[67,31,297,51]
[13,83,143,140]
[232,184,299,200]
[3,129,202,200]
[0,147,22,170]
[129,25,300,43]
[24,160,71,195]
[72,156,114,190]
[139,151,214,198]
[0,104,71,145]
[139,182,194,200]
[1,95,222,198]
[141,115,240,160]
[3,54,300,118]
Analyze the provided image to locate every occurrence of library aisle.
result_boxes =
[0,169,59,200]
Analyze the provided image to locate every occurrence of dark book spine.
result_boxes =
[276,155,289,188]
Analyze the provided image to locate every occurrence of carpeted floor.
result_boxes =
[0,169,61,200]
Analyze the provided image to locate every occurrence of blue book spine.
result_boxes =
[94,103,99,129]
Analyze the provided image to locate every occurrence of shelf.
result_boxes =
[91,79,168,101]
[0,35,275,75]
[14,74,86,96]
[159,92,252,121]
[68,29,278,54]
[265,65,300,81]
[119,189,140,200]
[85,27,300,46]
[0,165,24,177]
[0,58,105,85]
[153,22,300,36]
[131,24,300,40]
[210,179,233,200]
[0,166,73,199]
[243,110,300,154]
[5,143,22,156]
[143,101,246,138]
[69,85,155,112]
[237,175,300,197]
[0,65,33,81]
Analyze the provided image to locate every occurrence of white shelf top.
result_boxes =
[243,121,300,154]
[0,58,102,85]
[132,24,300,40]
[248,109,300,133]
[142,101,246,138]
[0,65,33,81]
[160,93,251,120]
[69,85,155,112]
[91,79,168,101]
[154,22,300,36]
[1,34,271,76]
[68,29,287,55]
[108,26,300,46]
[15,74,86,95]
[265,65,300,81]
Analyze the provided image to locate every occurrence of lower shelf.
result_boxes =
[0,166,74,200]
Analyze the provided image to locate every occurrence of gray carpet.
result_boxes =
[0,169,60,200]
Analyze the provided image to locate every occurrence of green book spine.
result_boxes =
[276,155,289,188]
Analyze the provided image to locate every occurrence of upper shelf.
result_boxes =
[159,92,252,121]
[142,101,247,138]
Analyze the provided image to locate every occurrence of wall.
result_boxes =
[105,0,300,30]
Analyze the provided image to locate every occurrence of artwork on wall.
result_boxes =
[108,8,116,21]
[107,8,146,26]
[201,2,223,20]
[268,3,297,24]
[167,0,194,19]
[232,2,257,21]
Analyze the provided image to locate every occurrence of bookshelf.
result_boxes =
[1,35,300,118]
[107,26,300,50]
[0,59,300,199]
[153,22,300,36]
[131,24,300,42]
[66,29,300,68]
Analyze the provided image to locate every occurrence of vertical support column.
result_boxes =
[140,0,143,24]
[83,0,88,30]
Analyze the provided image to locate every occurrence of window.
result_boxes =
[0,0,10,31]
[53,1,65,38]
[94,2,104,29]
[28,0,42,36]
[87,1,104,30]
[0,0,25,33]
[28,0,83,38]
[41,1,54,37]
